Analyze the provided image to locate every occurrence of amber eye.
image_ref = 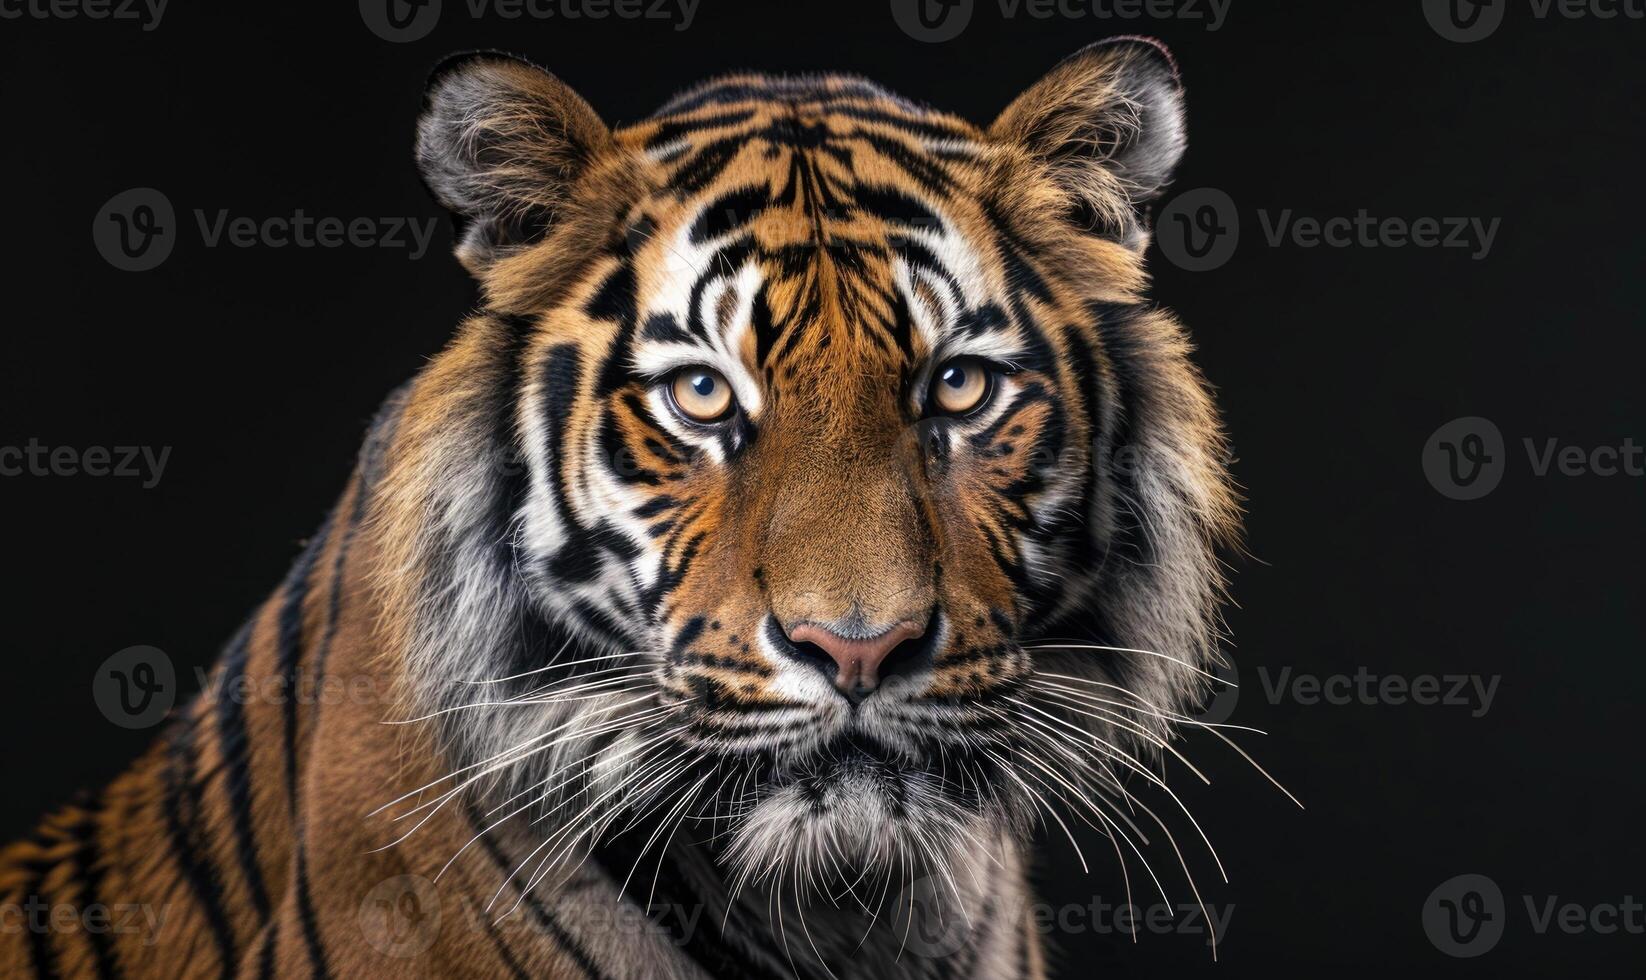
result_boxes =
[929,358,993,416]
[669,366,735,423]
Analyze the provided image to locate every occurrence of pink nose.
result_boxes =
[787,620,927,698]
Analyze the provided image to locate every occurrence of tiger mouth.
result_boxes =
[748,733,990,809]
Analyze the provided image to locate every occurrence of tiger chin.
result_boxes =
[3,37,1239,979]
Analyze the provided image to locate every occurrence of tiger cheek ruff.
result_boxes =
[2,37,1243,979]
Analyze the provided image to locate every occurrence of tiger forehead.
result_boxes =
[617,74,990,239]
[613,77,1014,382]
[617,73,984,159]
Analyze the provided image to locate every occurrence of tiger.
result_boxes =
[1,36,1240,979]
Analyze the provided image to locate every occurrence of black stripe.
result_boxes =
[212,622,273,920]
[540,344,584,533]
[313,386,405,685]
[665,137,745,195]
[632,495,680,519]
[856,131,956,193]
[689,185,770,244]
[277,517,331,820]
[667,617,706,664]
[273,394,407,980]
[478,915,533,980]
[593,835,796,980]
[851,184,939,228]
[66,799,120,980]
[639,312,691,345]
[684,239,756,342]
[465,803,608,980]
[642,108,755,145]
[293,844,330,980]
[826,103,973,142]
[160,712,238,979]
[256,920,280,980]
[21,878,61,979]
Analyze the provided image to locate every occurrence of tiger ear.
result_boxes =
[990,37,1186,244]
[417,52,614,275]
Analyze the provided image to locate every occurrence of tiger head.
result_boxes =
[384,38,1237,902]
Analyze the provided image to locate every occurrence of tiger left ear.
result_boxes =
[990,37,1186,243]
[416,52,615,275]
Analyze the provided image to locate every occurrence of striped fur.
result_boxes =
[3,38,1237,978]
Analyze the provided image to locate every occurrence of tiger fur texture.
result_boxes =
[1,36,1240,979]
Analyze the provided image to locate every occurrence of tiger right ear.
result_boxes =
[416,53,614,275]
[990,37,1186,245]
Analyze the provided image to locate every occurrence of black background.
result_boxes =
[2,1,1642,975]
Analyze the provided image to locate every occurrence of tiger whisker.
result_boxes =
[1029,676,1265,734]
[390,674,654,722]
[994,737,1172,908]
[372,701,670,840]
[1030,674,1302,807]
[1007,692,1212,786]
[1025,642,1233,686]
[463,649,649,685]
[1010,705,1230,885]
[368,692,659,813]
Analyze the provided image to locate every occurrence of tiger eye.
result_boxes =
[931,359,991,416]
[670,367,734,422]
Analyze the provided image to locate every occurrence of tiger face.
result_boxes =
[401,38,1237,900]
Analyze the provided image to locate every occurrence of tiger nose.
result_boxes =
[786,618,929,703]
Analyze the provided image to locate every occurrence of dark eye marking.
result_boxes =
[967,380,1054,450]
[955,303,1009,338]
[641,313,692,344]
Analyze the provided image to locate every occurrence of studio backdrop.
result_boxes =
[1,2,1642,977]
